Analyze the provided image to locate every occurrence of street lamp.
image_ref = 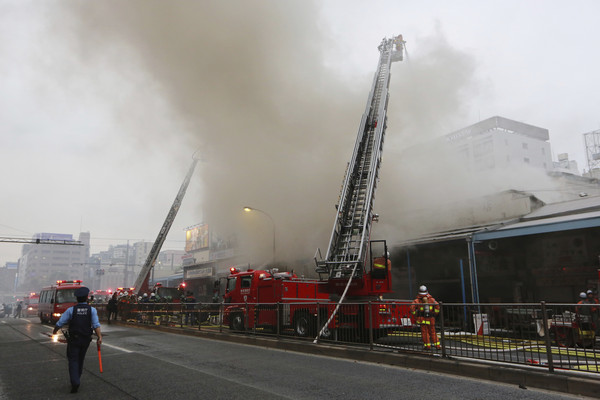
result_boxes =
[243,206,276,262]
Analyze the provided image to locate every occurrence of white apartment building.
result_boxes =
[445,116,553,172]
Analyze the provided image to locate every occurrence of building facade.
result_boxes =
[445,116,553,172]
[17,232,90,293]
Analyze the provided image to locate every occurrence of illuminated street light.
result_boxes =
[243,206,276,262]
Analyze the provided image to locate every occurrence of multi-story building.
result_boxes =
[445,116,553,172]
[0,262,18,294]
[17,232,90,292]
[133,241,153,268]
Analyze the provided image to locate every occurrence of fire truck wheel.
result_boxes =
[230,313,245,331]
[319,326,333,339]
[294,312,315,337]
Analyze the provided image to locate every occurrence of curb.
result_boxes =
[116,321,600,398]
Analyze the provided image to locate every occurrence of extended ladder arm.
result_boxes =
[134,156,199,295]
[316,35,405,280]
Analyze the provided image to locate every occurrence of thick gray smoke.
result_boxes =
[50,3,543,268]
[53,1,362,267]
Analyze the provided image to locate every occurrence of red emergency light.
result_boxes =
[230,267,240,274]
[179,282,187,288]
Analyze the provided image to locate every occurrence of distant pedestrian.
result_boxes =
[410,285,441,350]
[5,303,12,318]
[184,291,196,326]
[14,302,22,318]
[52,286,102,394]
[107,293,118,324]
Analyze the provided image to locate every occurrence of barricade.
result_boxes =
[115,301,600,374]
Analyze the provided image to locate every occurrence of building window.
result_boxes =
[541,148,545,155]
[524,157,530,163]
[522,143,528,149]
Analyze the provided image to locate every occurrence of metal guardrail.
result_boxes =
[111,301,599,374]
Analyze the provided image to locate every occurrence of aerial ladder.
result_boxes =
[315,35,405,298]
[133,155,199,296]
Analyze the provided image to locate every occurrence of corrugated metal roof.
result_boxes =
[523,195,600,220]
[397,196,600,247]
[396,222,514,246]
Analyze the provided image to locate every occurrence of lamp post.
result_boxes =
[243,206,276,262]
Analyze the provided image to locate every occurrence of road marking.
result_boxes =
[102,343,133,353]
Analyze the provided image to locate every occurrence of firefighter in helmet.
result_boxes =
[410,285,441,350]
[372,252,391,279]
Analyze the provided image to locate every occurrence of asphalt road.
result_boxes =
[0,317,590,400]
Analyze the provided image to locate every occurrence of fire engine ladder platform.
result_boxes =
[315,36,404,280]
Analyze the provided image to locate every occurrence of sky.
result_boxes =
[1,0,599,270]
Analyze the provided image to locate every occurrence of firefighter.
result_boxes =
[372,252,391,279]
[584,290,600,335]
[410,285,440,350]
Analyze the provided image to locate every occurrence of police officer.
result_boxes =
[52,286,102,393]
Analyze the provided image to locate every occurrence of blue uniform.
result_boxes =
[55,303,100,387]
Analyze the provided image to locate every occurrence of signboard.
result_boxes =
[185,266,213,279]
[185,224,209,252]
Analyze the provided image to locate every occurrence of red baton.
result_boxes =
[97,342,103,373]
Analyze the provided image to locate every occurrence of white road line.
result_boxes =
[101,343,133,353]
[39,324,133,353]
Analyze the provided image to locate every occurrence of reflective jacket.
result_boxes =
[410,294,440,323]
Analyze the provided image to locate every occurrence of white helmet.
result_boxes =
[419,285,428,295]
[580,292,587,299]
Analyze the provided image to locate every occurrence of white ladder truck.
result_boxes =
[314,35,406,340]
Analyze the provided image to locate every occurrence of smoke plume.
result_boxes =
[50,3,540,268]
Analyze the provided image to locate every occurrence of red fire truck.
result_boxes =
[90,289,113,303]
[38,280,84,324]
[24,292,40,317]
[222,266,413,340]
